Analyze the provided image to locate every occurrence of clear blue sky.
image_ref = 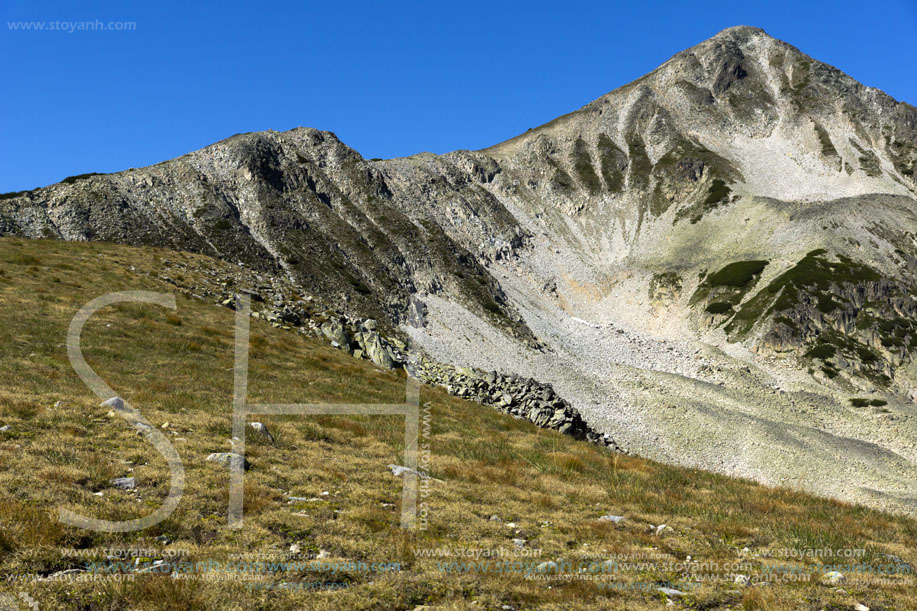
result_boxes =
[2,0,916,192]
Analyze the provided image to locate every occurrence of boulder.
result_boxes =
[388,464,422,478]
[206,452,250,471]
[320,321,352,353]
[111,477,136,490]
[249,421,274,443]
[363,332,396,369]
[101,396,125,411]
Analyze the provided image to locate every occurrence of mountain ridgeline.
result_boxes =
[3,26,917,513]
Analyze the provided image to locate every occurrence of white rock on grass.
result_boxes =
[388,464,442,481]
[249,421,274,443]
[598,514,624,523]
[206,452,250,471]
[110,477,136,490]
[101,397,125,410]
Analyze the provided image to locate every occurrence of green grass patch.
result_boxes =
[703,178,731,207]
[60,172,103,185]
[806,344,835,359]
[571,138,601,195]
[707,260,769,288]
[705,302,734,314]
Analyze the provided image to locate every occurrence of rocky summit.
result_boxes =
[3,26,916,513]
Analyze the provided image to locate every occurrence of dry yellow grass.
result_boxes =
[0,238,915,610]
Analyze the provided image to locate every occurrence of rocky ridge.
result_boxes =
[2,25,916,512]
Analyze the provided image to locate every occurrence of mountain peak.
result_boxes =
[710,24,768,40]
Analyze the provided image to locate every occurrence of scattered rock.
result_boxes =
[822,570,845,585]
[388,464,420,477]
[388,464,440,481]
[110,477,136,490]
[489,514,502,523]
[316,549,330,559]
[101,396,125,410]
[598,515,624,524]
[249,421,274,443]
[206,452,250,471]
[512,538,526,548]
[657,587,686,596]
[320,321,352,354]
[362,332,396,369]
[535,561,558,573]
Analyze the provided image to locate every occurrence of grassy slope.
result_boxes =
[0,238,915,610]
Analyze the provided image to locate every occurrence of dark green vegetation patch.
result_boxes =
[703,179,731,208]
[596,133,626,193]
[571,138,601,195]
[61,172,104,185]
[706,260,769,288]
[705,301,734,315]
[0,189,34,201]
[711,250,916,389]
[805,344,835,359]
[690,260,769,328]
[850,398,888,407]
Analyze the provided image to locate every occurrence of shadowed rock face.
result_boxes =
[3,26,917,513]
